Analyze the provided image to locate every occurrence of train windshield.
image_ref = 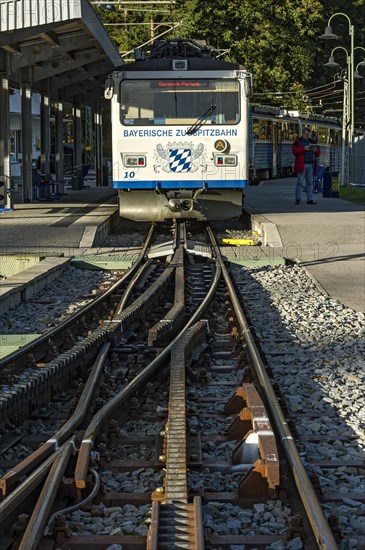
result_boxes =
[120,79,240,126]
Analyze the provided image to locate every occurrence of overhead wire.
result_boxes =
[253,79,342,97]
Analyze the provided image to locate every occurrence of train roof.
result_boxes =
[123,57,244,72]
[252,104,340,126]
[123,38,245,72]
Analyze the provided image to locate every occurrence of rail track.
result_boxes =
[0,220,359,549]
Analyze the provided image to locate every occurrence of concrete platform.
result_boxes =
[0,257,70,315]
[0,186,118,253]
[243,178,365,312]
[1,180,363,313]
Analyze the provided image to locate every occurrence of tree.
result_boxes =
[95,0,365,125]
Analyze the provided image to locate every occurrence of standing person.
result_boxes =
[292,127,320,205]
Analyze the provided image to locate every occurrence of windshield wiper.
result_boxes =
[186,104,216,135]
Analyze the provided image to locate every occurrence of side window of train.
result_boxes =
[266,121,272,141]
[289,123,297,142]
[310,125,318,143]
[252,119,259,140]
[259,120,268,140]
[329,129,337,146]
[318,127,327,144]
[335,130,341,147]
[282,122,290,141]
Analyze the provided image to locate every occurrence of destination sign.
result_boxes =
[152,81,203,88]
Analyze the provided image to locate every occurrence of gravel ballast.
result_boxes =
[232,262,364,548]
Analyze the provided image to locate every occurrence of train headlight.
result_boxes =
[123,155,146,167]
[214,154,237,167]
[224,156,237,166]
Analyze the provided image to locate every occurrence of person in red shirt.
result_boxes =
[292,127,320,205]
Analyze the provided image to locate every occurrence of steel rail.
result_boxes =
[46,468,100,533]
[0,343,110,497]
[148,247,185,346]
[0,224,155,369]
[0,438,78,530]
[116,220,179,314]
[18,438,77,550]
[115,258,153,314]
[164,320,208,503]
[74,248,221,489]
[206,226,338,550]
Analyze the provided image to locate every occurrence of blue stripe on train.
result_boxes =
[112,180,248,189]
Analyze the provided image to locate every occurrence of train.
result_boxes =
[106,38,252,221]
[105,38,349,222]
[250,104,343,182]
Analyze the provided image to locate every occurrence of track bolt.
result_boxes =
[328,515,343,543]
[127,368,136,381]
[130,397,139,415]
[156,486,164,493]
[126,354,135,368]
[159,455,166,462]
[12,514,29,537]
[110,353,119,367]
[199,368,208,385]
[26,354,36,368]
[288,514,304,540]
[54,515,72,542]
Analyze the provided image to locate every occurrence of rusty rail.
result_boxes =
[147,321,208,549]
[75,244,221,492]
[148,247,185,346]
[0,223,155,370]
[0,342,110,497]
[18,438,76,550]
[206,226,338,550]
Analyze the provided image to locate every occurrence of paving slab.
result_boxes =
[243,178,365,312]
[0,187,118,253]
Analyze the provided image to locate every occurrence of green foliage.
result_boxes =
[339,184,365,205]
[96,0,365,124]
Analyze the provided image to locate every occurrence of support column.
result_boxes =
[73,103,83,189]
[0,51,11,210]
[84,105,93,168]
[95,98,103,186]
[40,91,50,175]
[55,100,64,194]
[21,70,33,203]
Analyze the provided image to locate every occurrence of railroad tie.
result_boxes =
[147,498,204,550]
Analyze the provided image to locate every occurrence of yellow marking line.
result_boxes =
[222,238,256,246]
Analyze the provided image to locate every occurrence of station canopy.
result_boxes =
[0,0,123,104]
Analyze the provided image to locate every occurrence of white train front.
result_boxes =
[106,39,252,221]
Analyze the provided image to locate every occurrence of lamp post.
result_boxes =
[320,13,355,146]
[323,46,351,145]
[319,15,365,185]
[323,48,350,187]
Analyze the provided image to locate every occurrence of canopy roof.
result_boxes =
[0,0,123,104]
